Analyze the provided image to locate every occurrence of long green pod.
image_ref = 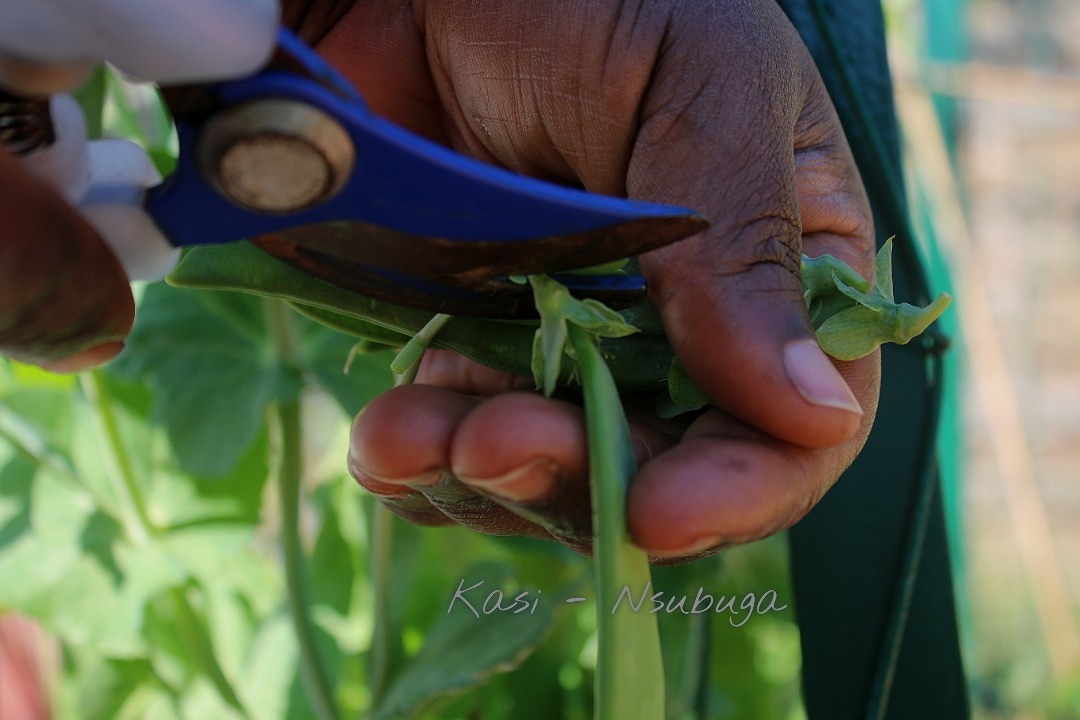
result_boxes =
[171,242,949,407]
[171,244,676,391]
[567,324,664,720]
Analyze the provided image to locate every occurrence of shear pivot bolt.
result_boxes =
[199,99,354,213]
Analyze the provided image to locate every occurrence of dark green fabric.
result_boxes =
[776,1,971,718]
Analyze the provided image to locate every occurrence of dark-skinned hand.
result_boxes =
[0,0,880,562]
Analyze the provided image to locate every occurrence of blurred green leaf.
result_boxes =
[0,534,144,654]
[0,385,78,467]
[108,283,298,478]
[66,656,160,720]
[238,614,299,720]
[109,281,392,478]
[72,66,108,140]
[148,429,270,531]
[300,324,394,418]
[370,561,556,720]
[0,455,35,552]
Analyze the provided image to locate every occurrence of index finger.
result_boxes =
[0,150,134,368]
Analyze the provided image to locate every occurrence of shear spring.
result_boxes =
[0,91,54,155]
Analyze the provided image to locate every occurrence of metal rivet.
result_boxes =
[198,98,354,214]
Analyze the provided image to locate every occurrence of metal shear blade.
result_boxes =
[252,212,704,317]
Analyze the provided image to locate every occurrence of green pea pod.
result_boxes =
[169,244,676,391]
[172,240,950,414]
[567,324,665,720]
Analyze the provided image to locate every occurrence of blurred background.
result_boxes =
[886,0,1080,716]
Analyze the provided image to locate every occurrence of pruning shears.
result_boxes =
[147,28,707,317]
[3,12,708,318]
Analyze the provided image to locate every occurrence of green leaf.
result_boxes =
[816,287,952,361]
[872,236,896,302]
[801,253,867,328]
[0,446,146,653]
[815,305,893,361]
[566,303,637,338]
[237,614,298,720]
[0,535,144,654]
[148,429,270,531]
[0,385,78,468]
[176,678,249,720]
[369,561,556,720]
[66,656,160,720]
[533,312,569,397]
[656,358,711,419]
[160,526,262,587]
[106,282,384,478]
[803,241,951,361]
[802,250,870,309]
[300,323,395,418]
[528,275,638,396]
[0,455,35,552]
[108,283,300,478]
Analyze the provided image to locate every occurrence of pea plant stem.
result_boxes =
[83,371,157,542]
[566,325,664,720]
[265,299,341,720]
[366,502,397,709]
[366,314,451,706]
[390,313,453,384]
[0,403,122,524]
[84,370,252,716]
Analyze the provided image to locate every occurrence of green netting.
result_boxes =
[779,1,971,717]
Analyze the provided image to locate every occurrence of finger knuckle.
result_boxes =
[735,214,803,281]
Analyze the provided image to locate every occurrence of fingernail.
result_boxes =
[647,534,725,560]
[346,451,446,489]
[458,459,560,504]
[380,469,446,488]
[783,340,862,415]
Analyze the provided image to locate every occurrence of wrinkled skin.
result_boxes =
[0,0,879,561]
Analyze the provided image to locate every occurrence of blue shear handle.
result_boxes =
[146,27,703,250]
